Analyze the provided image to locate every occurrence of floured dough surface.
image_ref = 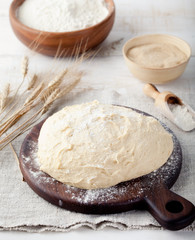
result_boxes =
[38,101,173,189]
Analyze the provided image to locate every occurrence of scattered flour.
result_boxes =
[168,104,195,131]
[20,119,181,207]
[17,0,109,32]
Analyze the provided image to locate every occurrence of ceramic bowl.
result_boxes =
[9,0,115,57]
[123,34,191,84]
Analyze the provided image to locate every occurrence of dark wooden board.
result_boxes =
[19,107,195,230]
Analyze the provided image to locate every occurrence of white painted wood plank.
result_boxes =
[0,53,194,110]
[0,0,194,56]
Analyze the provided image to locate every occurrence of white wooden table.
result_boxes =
[0,0,194,239]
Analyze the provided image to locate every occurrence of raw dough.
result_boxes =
[38,101,173,189]
[127,43,187,68]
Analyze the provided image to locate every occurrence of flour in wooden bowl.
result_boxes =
[17,0,109,32]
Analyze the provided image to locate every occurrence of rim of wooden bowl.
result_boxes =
[122,34,191,71]
[9,0,115,36]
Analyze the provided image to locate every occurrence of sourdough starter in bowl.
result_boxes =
[127,43,187,69]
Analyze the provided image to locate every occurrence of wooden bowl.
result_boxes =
[123,34,191,84]
[9,0,115,57]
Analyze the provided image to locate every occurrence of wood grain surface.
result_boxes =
[19,107,195,230]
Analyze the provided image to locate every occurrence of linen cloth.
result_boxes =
[0,53,195,232]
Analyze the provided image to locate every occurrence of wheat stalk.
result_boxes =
[41,88,61,114]
[0,72,81,147]
[0,69,68,134]
[0,80,42,128]
[0,73,37,124]
[0,82,39,125]
[0,89,56,147]
[59,76,81,98]
[24,82,45,106]
[21,56,29,79]
[0,57,29,118]
[0,48,94,151]
[0,83,10,110]
[0,88,60,148]
[0,108,42,149]
[41,69,67,101]
[0,71,81,141]
[27,74,38,90]
[48,69,68,88]
[15,56,29,97]
[0,104,33,137]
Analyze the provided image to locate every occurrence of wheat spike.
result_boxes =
[48,69,68,88]
[27,74,38,90]
[41,69,67,101]
[24,82,44,106]
[59,76,81,98]
[21,56,29,78]
[41,88,61,114]
[0,83,10,110]
[0,106,42,148]
[0,103,33,137]
[24,82,44,105]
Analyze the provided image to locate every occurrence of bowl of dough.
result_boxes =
[9,0,115,57]
[123,34,191,84]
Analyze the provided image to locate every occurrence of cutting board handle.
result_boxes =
[144,185,195,230]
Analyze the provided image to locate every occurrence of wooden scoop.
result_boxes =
[143,84,183,106]
[143,84,195,131]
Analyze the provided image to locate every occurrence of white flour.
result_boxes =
[168,104,195,131]
[17,0,109,32]
[21,124,181,205]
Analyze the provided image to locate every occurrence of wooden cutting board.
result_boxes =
[19,107,195,230]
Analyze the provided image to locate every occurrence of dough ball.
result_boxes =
[38,101,173,189]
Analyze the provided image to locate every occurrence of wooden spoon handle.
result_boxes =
[143,84,160,100]
[144,186,195,230]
